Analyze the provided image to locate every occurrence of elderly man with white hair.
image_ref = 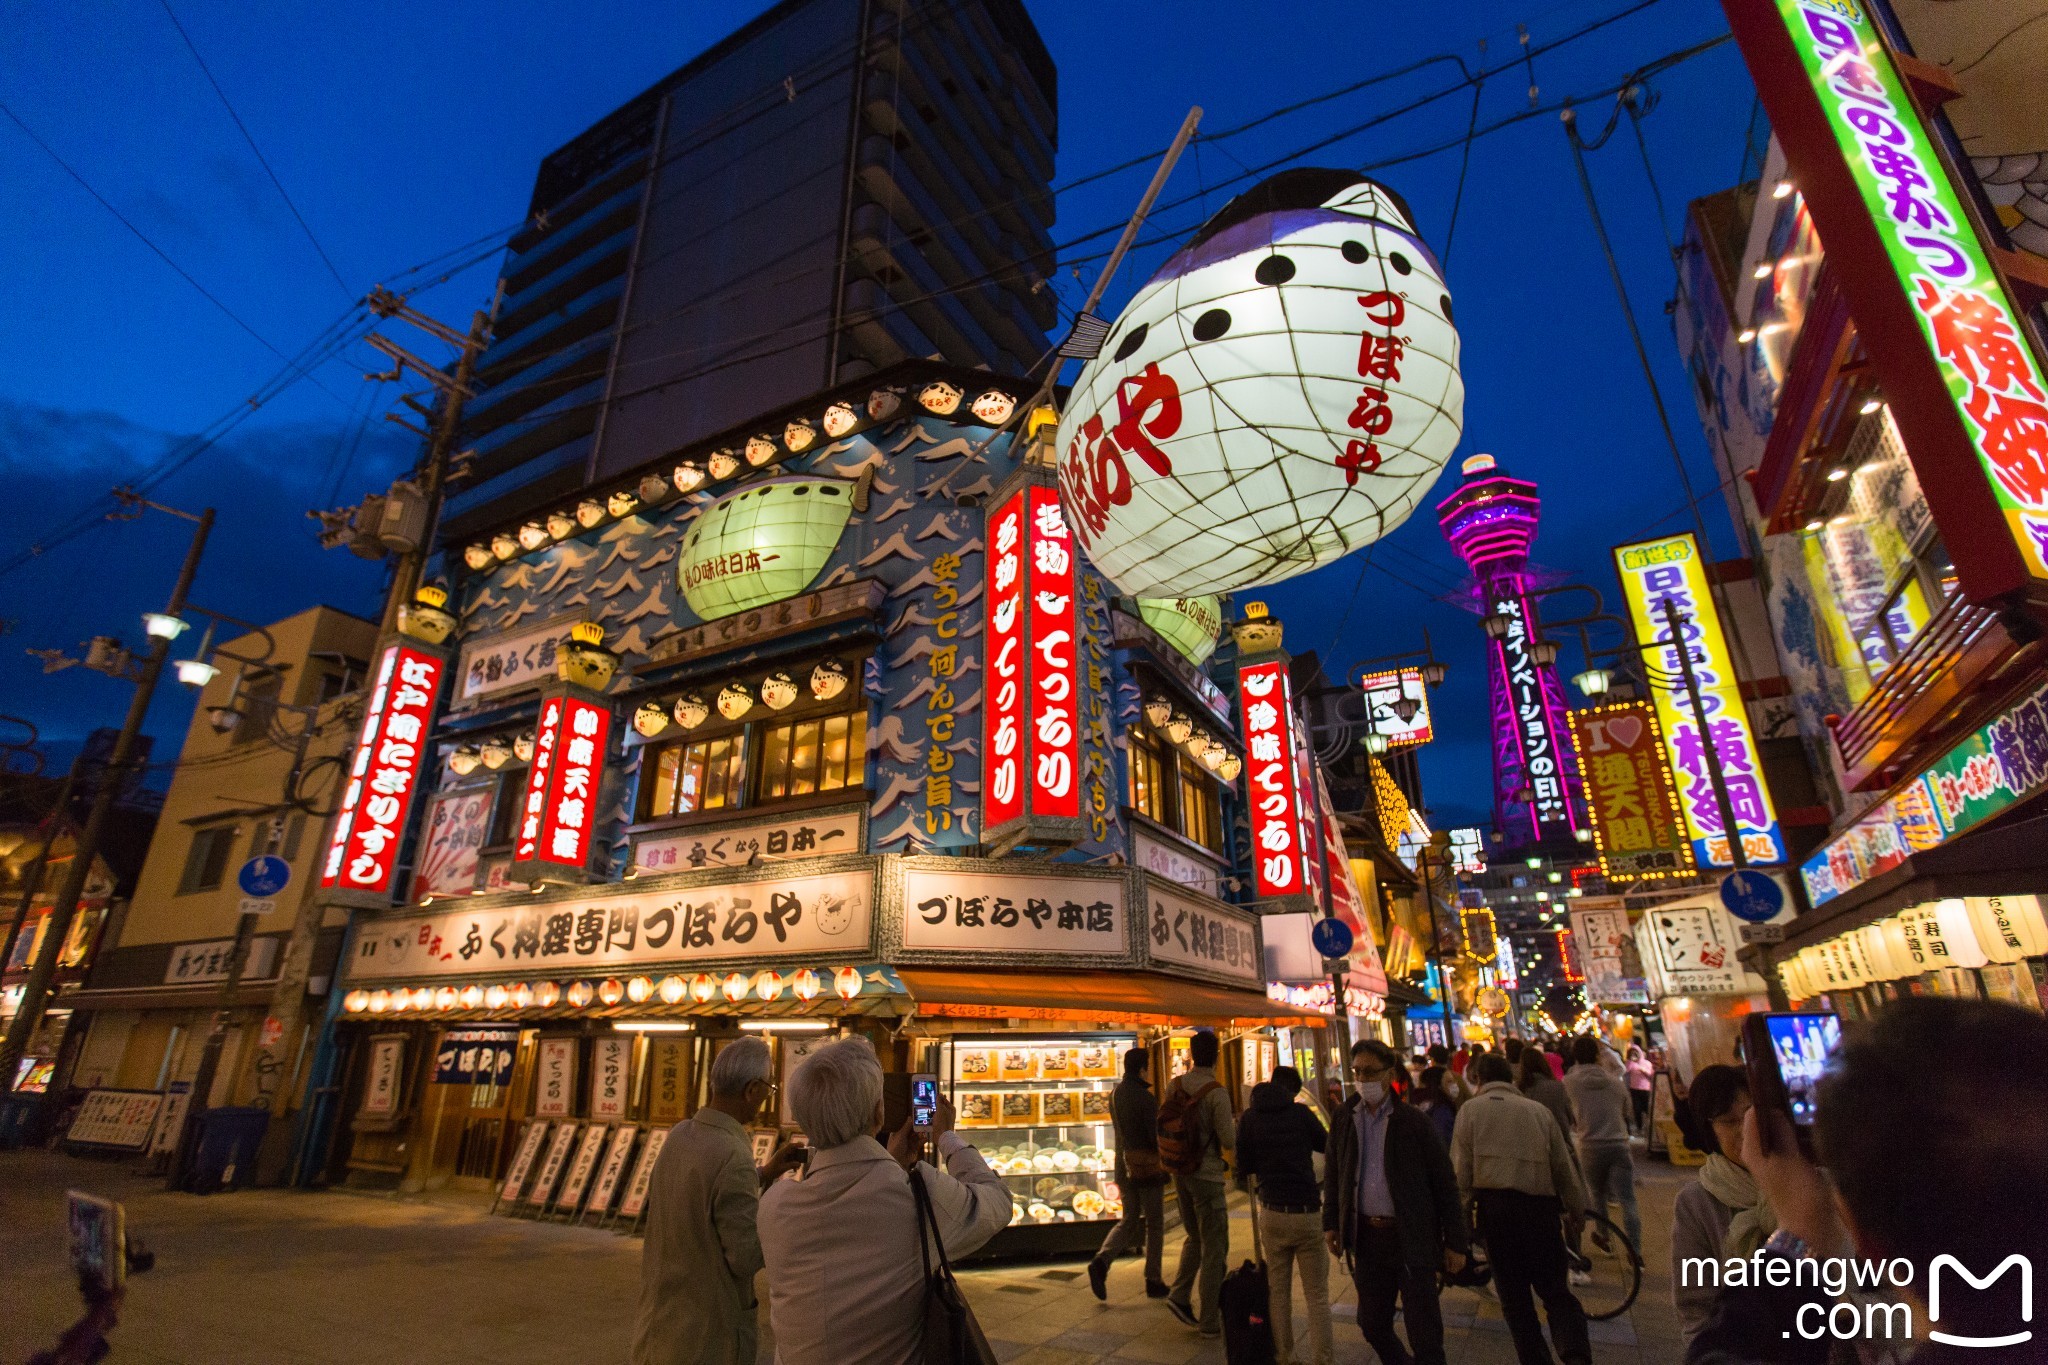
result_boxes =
[759,1037,1010,1365]
[633,1036,803,1365]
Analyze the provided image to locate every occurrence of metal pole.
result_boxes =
[1659,596,1747,871]
[0,509,215,1094]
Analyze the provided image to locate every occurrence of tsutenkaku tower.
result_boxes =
[1435,454,1586,856]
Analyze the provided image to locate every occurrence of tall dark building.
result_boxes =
[443,0,1058,542]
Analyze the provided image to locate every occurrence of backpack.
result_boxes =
[1156,1078,1222,1176]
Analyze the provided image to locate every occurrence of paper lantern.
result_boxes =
[517,522,549,552]
[510,982,535,1009]
[672,461,706,494]
[459,985,485,1009]
[1964,894,2048,964]
[868,388,903,421]
[811,659,849,700]
[434,987,460,1010]
[1218,754,1243,781]
[484,984,509,1010]
[534,981,562,1008]
[607,490,639,518]
[756,971,785,1002]
[1142,695,1173,729]
[512,729,536,763]
[367,989,392,1013]
[626,975,654,1004]
[479,736,512,770]
[344,990,371,1013]
[567,980,596,1008]
[1932,899,1990,969]
[576,499,605,529]
[1137,596,1224,665]
[792,968,822,1002]
[822,402,859,437]
[784,420,817,452]
[447,744,482,776]
[970,389,1015,425]
[676,478,855,621]
[690,974,716,1004]
[717,683,754,720]
[547,510,578,540]
[673,694,709,729]
[721,972,750,1003]
[1857,923,1902,981]
[1882,917,1921,977]
[597,978,626,1006]
[745,434,778,467]
[761,671,799,710]
[1055,169,1463,597]
[657,975,687,1005]
[633,701,670,737]
[639,473,671,505]
[918,380,963,415]
[834,966,863,1001]
[708,449,741,480]
[490,532,519,561]
[463,544,494,570]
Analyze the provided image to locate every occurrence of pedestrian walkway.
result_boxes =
[0,1147,1687,1364]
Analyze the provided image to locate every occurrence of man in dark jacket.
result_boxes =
[1088,1047,1168,1300]
[1236,1067,1332,1365]
[1324,1039,1468,1365]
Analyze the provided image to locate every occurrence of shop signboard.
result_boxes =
[1448,826,1486,875]
[360,1035,406,1118]
[500,1120,550,1203]
[345,867,877,981]
[433,1027,517,1086]
[779,1034,832,1127]
[633,808,861,875]
[644,580,881,669]
[534,1039,577,1118]
[1569,905,1651,1005]
[899,866,1124,958]
[1640,899,1750,996]
[511,691,611,877]
[983,489,1028,831]
[320,642,446,897]
[1356,667,1434,747]
[65,1090,164,1151]
[1728,0,2048,595]
[164,936,279,985]
[1494,933,1518,989]
[647,1040,690,1126]
[557,1123,609,1210]
[617,1127,669,1220]
[453,617,571,708]
[982,483,1084,846]
[1461,907,1497,961]
[585,1126,637,1217]
[527,1122,579,1205]
[1130,830,1224,898]
[1614,533,1785,868]
[1567,700,1697,880]
[1556,927,1586,985]
[1801,673,2048,905]
[1237,657,1315,906]
[1144,883,1260,986]
[589,1037,631,1121]
[412,786,493,900]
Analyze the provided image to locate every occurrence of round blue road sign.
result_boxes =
[238,855,292,899]
[1718,869,1784,923]
[1310,917,1355,959]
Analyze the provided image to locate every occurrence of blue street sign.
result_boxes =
[1309,917,1355,959]
[237,855,292,899]
[1719,870,1785,924]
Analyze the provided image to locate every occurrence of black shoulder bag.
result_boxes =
[909,1163,999,1365]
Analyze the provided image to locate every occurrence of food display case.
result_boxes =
[942,1031,1136,1258]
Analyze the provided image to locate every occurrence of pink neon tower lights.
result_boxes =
[1436,454,1586,854]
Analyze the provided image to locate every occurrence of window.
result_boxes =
[1176,754,1223,854]
[1128,730,1170,825]
[231,672,281,747]
[178,825,238,894]
[645,733,747,819]
[1127,722,1225,854]
[316,658,368,703]
[485,767,529,848]
[756,709,867,802]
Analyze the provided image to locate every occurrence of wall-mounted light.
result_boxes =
[633,701,670,737]
[741,1020,830,1033]
[479,736,512,770]
[575,499,605,529]
[672,461,706,494]
[517,522,549,552]
[674,694,710,729]
[1166,712,1194,745]
[615,1021,696,1033]
[718,683,753,720]
[463,544,495,570]
[810,659,849,701]
[1859,398,1883,416]
[1218,754,1243,781]
[1143,695,1173,729]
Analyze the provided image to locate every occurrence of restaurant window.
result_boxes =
[645,733,747,819]
[178,824,238,894]
[1176,754,1224,854]
[756,708,867,802]
[1128,730,1170,825]
[1127,723,1224,854]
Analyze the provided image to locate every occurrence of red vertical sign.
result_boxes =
[984,490,1027,830]
[1238,659,1308,901]
[1024,486,1080,820]
[513,693,611,873]
[320,642,444,895]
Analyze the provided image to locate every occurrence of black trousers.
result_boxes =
[1473,1188,1592,1365]
[1349,1222,1446,1365]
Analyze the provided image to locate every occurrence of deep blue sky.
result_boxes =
[0,0,1756,823]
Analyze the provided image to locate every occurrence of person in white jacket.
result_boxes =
[759,1038,1011,1365]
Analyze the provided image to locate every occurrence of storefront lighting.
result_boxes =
[741,1020,829,1032]
[458,985,484,1009]
[822,402,859,438]
[517,522,549,552]
[509,729,534,764]
[1218,754,1243,781]
[638,473,670,506]
[918,380,963,415]
[1572,667,1611,698]
[834,966,863,1001]
[175,659,219,688]
[1772,178,1794,199]
[1525,856,1543,869]
[689,974,716,1004]
[1804,519,1824,532]
[868,388,902,421]
[567,981,596,1009]
[1826,467,1848,482]
[1535,892,1550,902]
[535,981,561,1008]
[1568,886,1584,897]
[142,611,189,641]
[1859,398,1883,416]
[547,510,577,540]
[761,671,798,710]
[447,744,482,776]
[1363,730,1390,755]
[368,990,392,1013]
[1574,826,1594,843]
[606,490,639,518]
[784,420,817,452]
[674,694,710,729]
[657,975,687,1005]
[596,978,625,1006]
[791,968,821,1002]
[1201,741,1228,770]
[479,736,512,770]
[1166,711,1194,745]
[744,434,778,467]
[575,499,605,529]
[1481,611,1512,641]
[717,683,754,720]
[755,971,785,1002]
[1753,262,1773,280]
[1143,695,1173,729]
[810,659,849,701]
[510,983,534,1009]
[672,461,707,494]
[344,990,370,1013]
[708,449,740,480]
[721,973,749,1003]
[615,1021,696,1033]
[463,544,495,570]
[625,976,654,1004]
[1548,871,1562,883]
[972,390,1016,425]
[433,987,459,1010]
[491,531,520,561]
[632,701,669,737]
[1737,328,1757,344]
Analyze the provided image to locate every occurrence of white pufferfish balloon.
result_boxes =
[1056,168,1463,598]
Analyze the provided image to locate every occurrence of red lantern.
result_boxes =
[722,973,749,1003]
[792,969,821,1002]
[834,966,863,1001]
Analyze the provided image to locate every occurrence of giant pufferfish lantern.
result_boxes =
[1055,169,1464,599]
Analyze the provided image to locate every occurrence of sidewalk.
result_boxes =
[0,1147,1687,1364]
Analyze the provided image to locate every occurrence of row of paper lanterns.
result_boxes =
[460,381,1026,572]
[1140,694,1241,780]
[631,659,852,736]
[1781,895,2048,999]
[341,966,867,1016]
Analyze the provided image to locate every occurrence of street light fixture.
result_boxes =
[142,612,188,641]
[1531,638,1560,668]
[1481,611,1512,641]
[175,659,218,688]
[1420,659,1447,687]
[1390,695,1420,723]
[1572,667,1612,697]
[1363,729,1390,755]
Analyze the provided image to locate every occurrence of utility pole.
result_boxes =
[0,508,214,1095]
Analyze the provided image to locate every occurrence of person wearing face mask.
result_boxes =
[1324,1040,1468,1365]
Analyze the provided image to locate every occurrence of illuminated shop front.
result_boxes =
[311,361,1324,1253]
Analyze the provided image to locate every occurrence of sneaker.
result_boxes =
[1569,1269,1593,1287]
[1087,1259,1108,1302]
[1165,1298,1197,1327]
[1145,1280,1171,1299]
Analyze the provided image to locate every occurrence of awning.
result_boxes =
[896,969,1329,1026]
[1779,811,2048,953]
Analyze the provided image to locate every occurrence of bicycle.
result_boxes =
[1566,1208,1642,1321]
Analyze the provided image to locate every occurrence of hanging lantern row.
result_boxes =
[461,381,1023,574]
[1139,694,1242,781]
[340,965,866,1016]
[631,658,854,738]
[446,725,539,776]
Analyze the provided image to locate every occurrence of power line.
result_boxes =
[156,0,353,299]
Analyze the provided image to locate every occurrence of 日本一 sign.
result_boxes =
[512,692,611,875]
[1567,700,1696,880]
[1237,658,1314,903]
[1614,534,1784,868]
[321,642,445,896]
[633,809,860,874]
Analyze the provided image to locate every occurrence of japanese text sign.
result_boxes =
[434,1027,517,1086]
[511,692,611,874]
[900,866,1125,957]
[1146,885,1260,985]
[1491,595,1575,832]
[1767,0,2048,581]
[984,490,1027,829]
[589,1037,631,1121]
[1569,905,1651,1005]
[412,787,492,901]
[1568,700,1697,880]
[534,1039,576,1119]
[1237,658,1313,902]
[633,809,860,874]
[982,485,1082,837]
[1641,900,1751,996]
[1356,666,1433,747]
[321,643,445,895]
[1614,534,1785,867]
[454,619,567,707]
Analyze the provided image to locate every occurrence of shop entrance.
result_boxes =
[416,1026,532,1192]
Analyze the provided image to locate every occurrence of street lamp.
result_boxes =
[142,612,188,641]
[1363,729,1390,755]
[1531,638,1560,668]
[174,659,219,688]
[1390,695,1420,723]
[1572,666,1612,697]
[1481,611,1512,641]
[1420,659,1447,687]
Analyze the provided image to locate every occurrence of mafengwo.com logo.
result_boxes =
[1678,1252,2032,1348]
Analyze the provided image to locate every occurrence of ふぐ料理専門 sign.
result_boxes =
[1568,700,1696,880]
[1145,884,1260,986]
[321,643,445,896]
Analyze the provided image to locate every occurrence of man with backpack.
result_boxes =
[1158,1030,1235,1336]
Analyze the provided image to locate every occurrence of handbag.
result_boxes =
[1122,1146,1170,1187]
[909,1163,999,1365]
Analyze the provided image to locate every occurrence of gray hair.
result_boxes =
[788,1037,881,1148]
[709,1037,773,1099]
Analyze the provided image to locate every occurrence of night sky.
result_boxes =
[0,0,1754,826]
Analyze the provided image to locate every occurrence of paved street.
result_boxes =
[1,1148,1688,1364]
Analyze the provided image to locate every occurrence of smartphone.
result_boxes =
[1741,1011,1842,1157]
[911,1073,939,1134]
[67,1191,125,1298]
